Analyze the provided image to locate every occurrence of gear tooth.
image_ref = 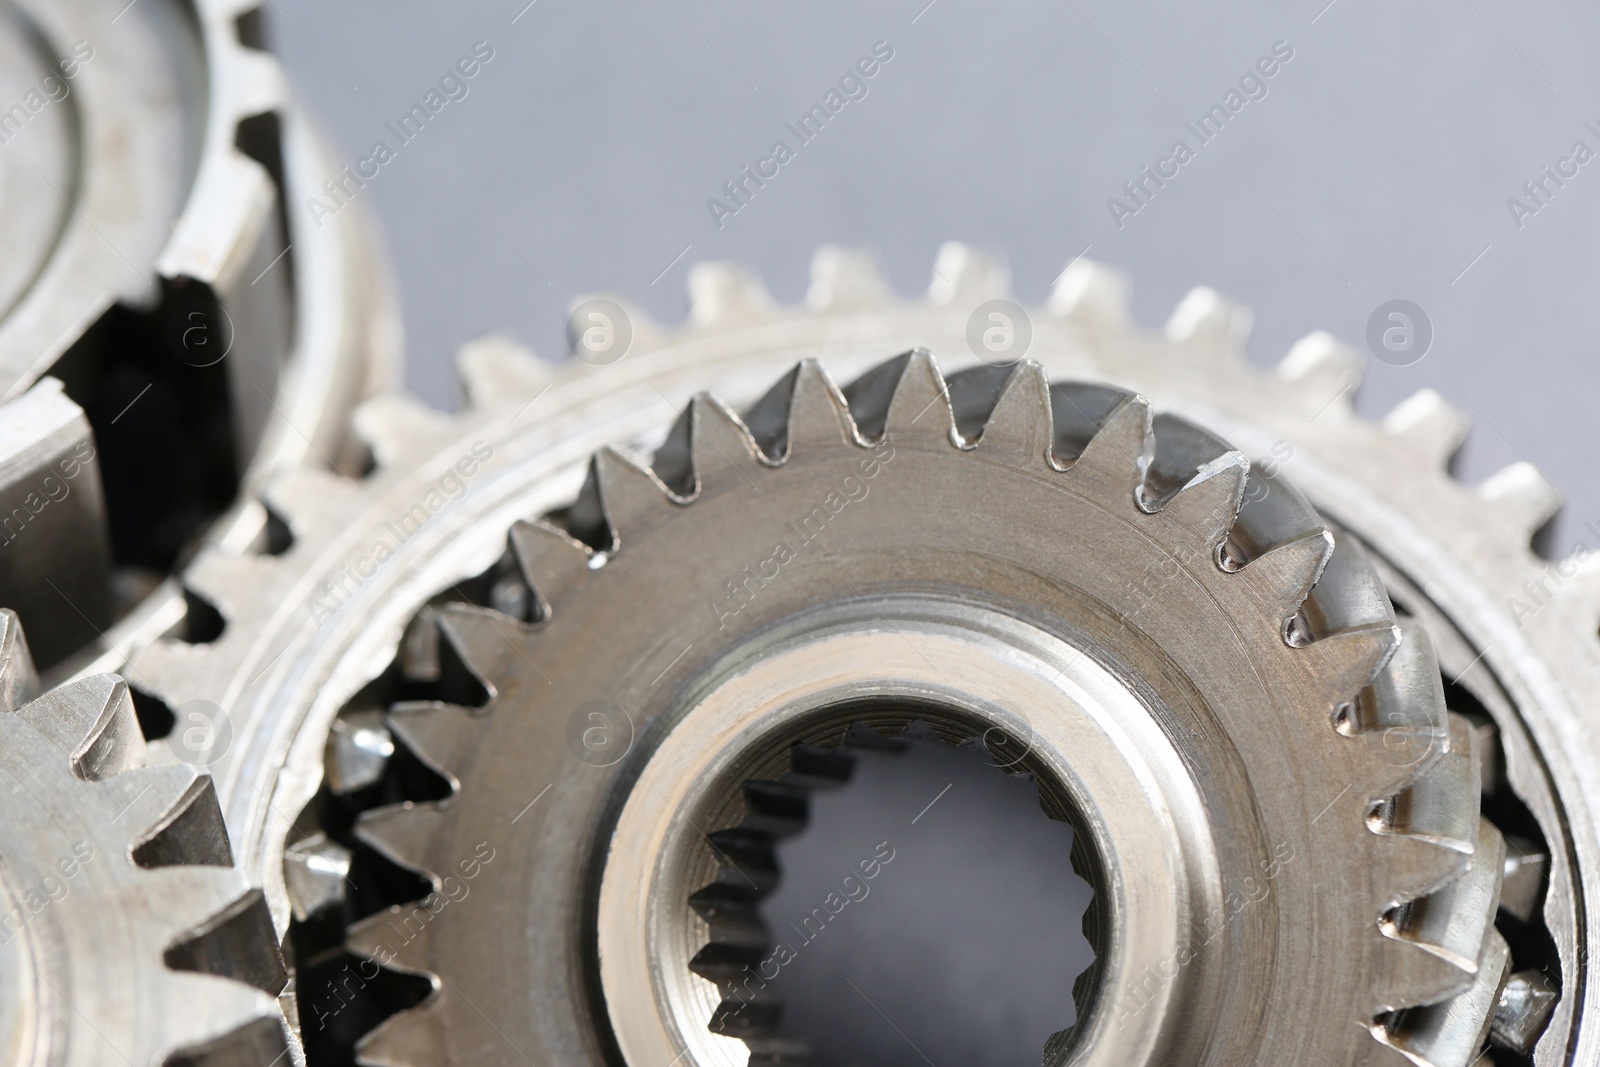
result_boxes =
[879,350,956,445]
[348,905,438,975]
[1374,933,1480,1012]
[1155,454,1249,545]
[1065,393,1155,501]
[432,603,514,694]
[808,246,894,311]
[355,802,450,876]
[509,519,593,618]
[1383,389,1470,470]
[1277,331,1363,409]
[927,243,1007,306]
[163,887,286,994]
[283,833,352,921]
[1383,818,1506,978]
[1165,286,1251,360]
[1302,533,1397,639]
[183,546,274,620]
[784,359,859,454]
[688,261,775,325]
[354,394,453,468]
[0,609,39,712]
[1348,619,1451,800]
[1477,462,1562,546]
[843,350,931,442]
[594,445,677,543]
[974,361,1055,468]
[1295,623,1398,708]
[691,392,764,462]
[132,774,235,868]
[388,702,480,784]
[1048,258,1131,329]
[1238,530,1335,619]
[1373,930,1510,1067]
[456,333,556,409]
[154,974,287,1067]
[262,466,356,538]
[1374,714,1482,880]
[19,673,145,780]
[1373,831,1475,910]
[354,993,451,1067]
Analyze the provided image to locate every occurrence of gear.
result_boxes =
[0,0,397,675]
[331,353,1505,1065]
[122,246,1585,1063]
[0,610,290,1066]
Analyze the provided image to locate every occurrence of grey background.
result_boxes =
[269,0,1600,553]
[266,2,1600,1061]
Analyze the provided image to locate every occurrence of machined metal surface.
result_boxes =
[0,610,289,1066]
[79,245,1588,1063]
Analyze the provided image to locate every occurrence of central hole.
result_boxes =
[692,720,1097,1066]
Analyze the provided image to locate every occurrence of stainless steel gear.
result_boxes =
[122,246,1589,1063]
[0,609,290,1066]
[0,0,397,674]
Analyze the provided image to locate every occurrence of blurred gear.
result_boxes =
[0,0,398,674]
[0,610,290,1066]
[116,246,1589,1064]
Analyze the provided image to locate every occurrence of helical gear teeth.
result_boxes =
[782,360,859,453]
[1375,930,1511,1067]
[684,394,769,480]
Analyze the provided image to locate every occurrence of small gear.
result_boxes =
[0,610,290,1066]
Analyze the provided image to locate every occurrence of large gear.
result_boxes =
[0,609,290,1066]
[0,0,397,675]
[105,245,1588,1063]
